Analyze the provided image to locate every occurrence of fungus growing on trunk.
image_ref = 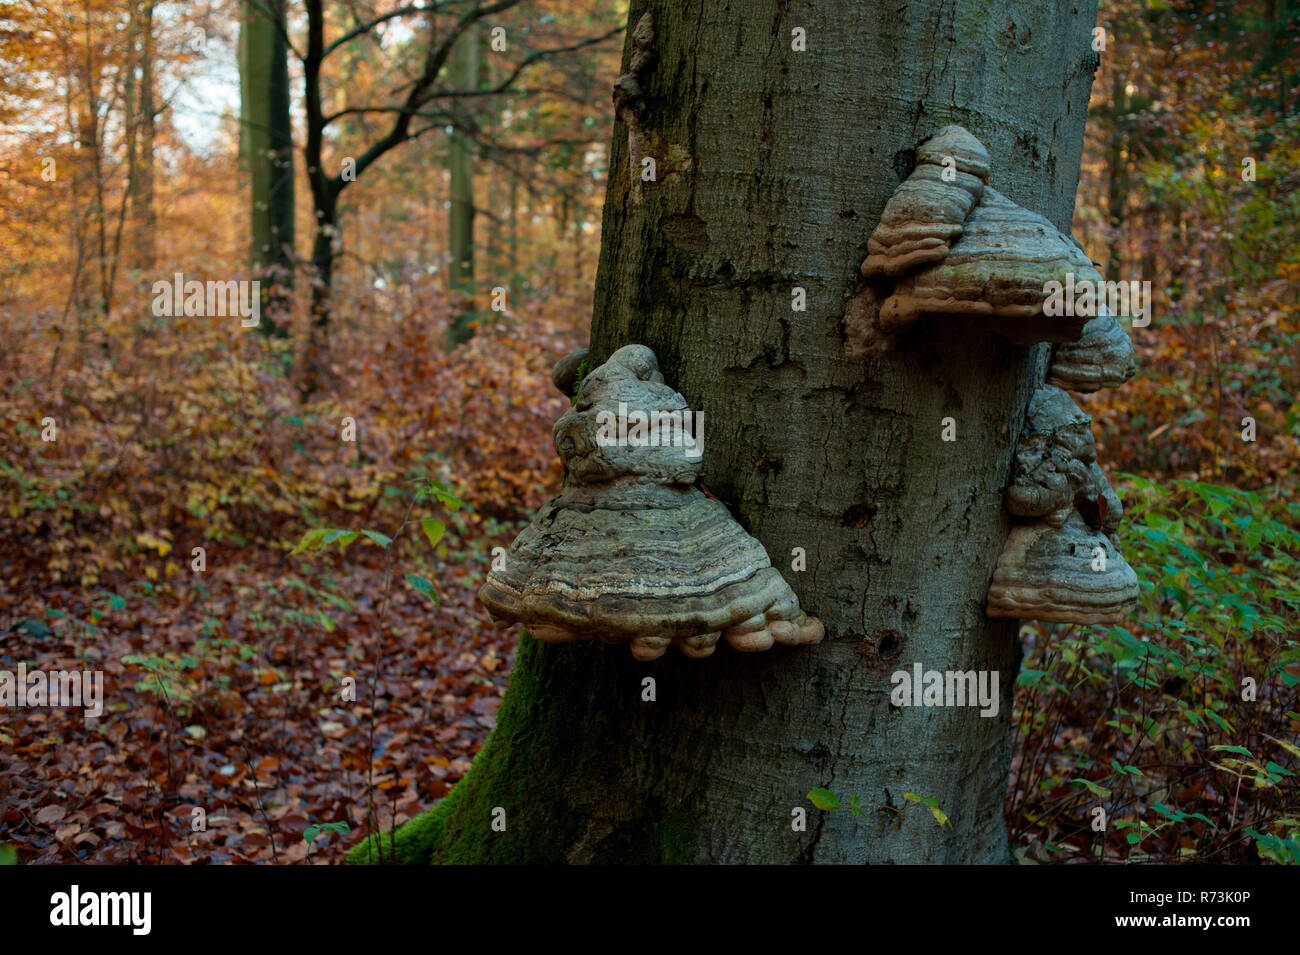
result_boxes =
[1046,308,1138,393]
[1004,384,1123,529]
[479,344,824,660]
[986,510,1138,623]
[876,189,1096,345]
[848,126,1107,354]
[860,125,990,278]
[987,384,1138,623]
[551,347,590,396]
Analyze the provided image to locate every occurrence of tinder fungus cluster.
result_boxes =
[984,269,1142,623]
[847,124,1141,622]
[482,126,1144,645]
[852,125,1102,353]
[478,344,824,660]
[986,384,1139,623]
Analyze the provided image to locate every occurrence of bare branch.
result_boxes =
[324,2,451,59]
[339,0,520,188]
[322,25,621,126]
[454,25,622,99]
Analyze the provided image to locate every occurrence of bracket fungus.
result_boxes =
[875,189,1096,345]
[1046,308,1138,393]
[987,510,1137,623]
[478,344,824,660]
[860,125,990,278]
[987,384,1138,623]
[851,125,1105,353]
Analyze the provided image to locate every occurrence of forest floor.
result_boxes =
[0,555,510,864]
[1,294,576,864]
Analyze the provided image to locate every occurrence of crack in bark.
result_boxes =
[911,0,957,137]
[805,651,866,862]
[799,802,829,864]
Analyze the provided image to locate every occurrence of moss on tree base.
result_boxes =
[344,634,582,864]
[344,632,704,864]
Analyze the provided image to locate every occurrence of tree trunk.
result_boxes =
[484,53,503,286]
[114,0,138,290]
[303,190,338,396]
[132,0,156,274]
[1104,34,1126,279]
[77,7,111,336]
[352,0,1098,864]
[241,0,295,338]
[446,22,479,349]
[265,0,295,321]
[508,174,519,272]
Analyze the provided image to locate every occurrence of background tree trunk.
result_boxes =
[240,0,295,337]
[446,23,480,349]
[1104,33,1128,279]
[131,0,156,274]
[353,0,1099,864]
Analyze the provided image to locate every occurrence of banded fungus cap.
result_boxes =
[479,344,824,660]
[552,344,698,487]
[861,125,990,278]
[1047,309,1138,393]
[986,510,1138,623]
[877,188,1095,344]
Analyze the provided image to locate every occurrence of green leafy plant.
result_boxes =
[1010,477,1300,863]
[121,653,196,717]
[807,789,949,827]
[288,472,463,863]
[304,820,352,859]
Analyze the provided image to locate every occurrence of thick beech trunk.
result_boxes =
[353,0,1098,864]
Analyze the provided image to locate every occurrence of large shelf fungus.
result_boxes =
[987,384,1138,623]
[876,189,1097,346]
[849,125,1106,354]
[479,344,824,660]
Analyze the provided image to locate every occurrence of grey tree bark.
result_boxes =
[353,0,1098,865]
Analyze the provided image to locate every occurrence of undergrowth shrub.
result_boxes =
[0,292,572,589]
[1010,476,1300,863]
